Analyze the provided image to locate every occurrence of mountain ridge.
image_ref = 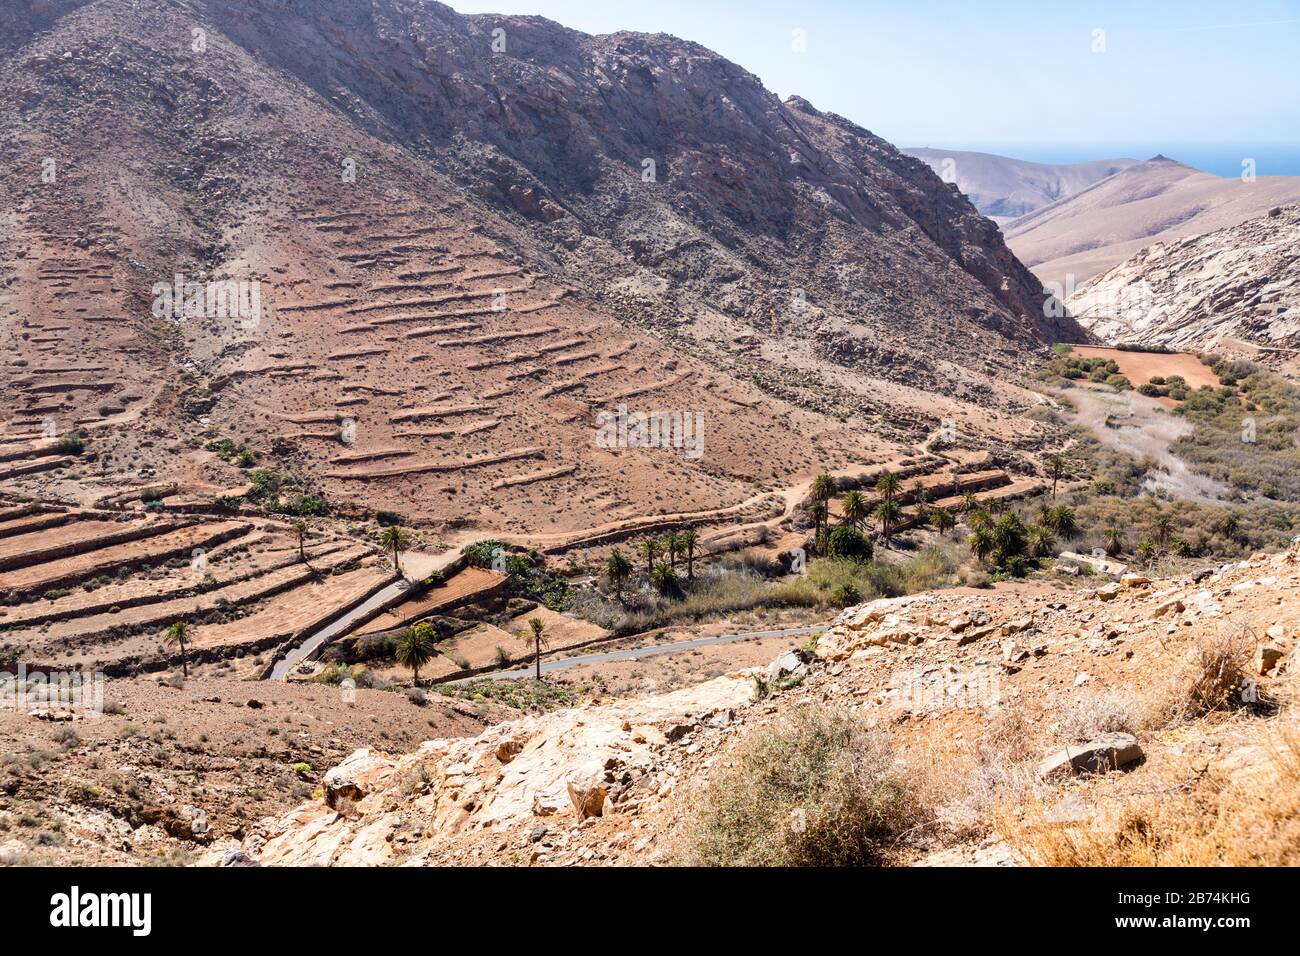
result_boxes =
[1004,155,1300,291]
[903,147,1139,221]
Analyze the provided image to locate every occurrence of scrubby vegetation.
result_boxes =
[242,468,328,516]
[1171,358,1300,500]
[467,540,571,609]
[1041,352,1132,391]
[679,706,926,866]
[1031,354,1300,563]
[54,432,86,456]
[567,542,974,636]
[430,678,578,712]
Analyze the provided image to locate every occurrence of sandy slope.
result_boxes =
[1005,157,1300,289]
[903,148,1137,221]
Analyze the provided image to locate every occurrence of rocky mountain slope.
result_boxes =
[903,148,1137,222]
[209,543,1298,867]
[1005,156,1300,291]
[1068,203,1300,348]
[0,0,1081,536]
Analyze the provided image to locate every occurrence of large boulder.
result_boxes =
[566,766,610,819]
[815,595,932,660]
[767,648,811,682]
[322,748,396,809]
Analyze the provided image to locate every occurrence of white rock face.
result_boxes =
[227,674,756,866]
[1067,203,1300,349]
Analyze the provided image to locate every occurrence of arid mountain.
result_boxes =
[0,0,1080,538]
[903,148,1138,222]
[1068,203,1300,349]
[1005,156,1300,291]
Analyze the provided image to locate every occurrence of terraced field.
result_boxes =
[0,497,395,675]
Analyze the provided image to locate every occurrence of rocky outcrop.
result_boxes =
[200,540,1300,867]
[1068,203,1300,349]
[215,674,755,866]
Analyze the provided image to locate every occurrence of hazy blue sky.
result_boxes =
[449,0,1300,175]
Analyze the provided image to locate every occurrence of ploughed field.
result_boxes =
[1067,346,1219,391]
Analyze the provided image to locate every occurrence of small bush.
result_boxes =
[825,524,873,562]
[678,706,925,866]
[54,433,85,455]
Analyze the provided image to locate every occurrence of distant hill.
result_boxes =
[902,147,1138,222]
[1068,202,1300,349]
[1003,156,1300,291]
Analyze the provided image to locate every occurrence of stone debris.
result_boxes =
[1038,733,1144,780]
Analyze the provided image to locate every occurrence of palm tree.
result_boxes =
[639,536,659,577]
[1102,526,1126,557]
[960,491,979,514]
[811,473,836,504]
[968,508,994,531]
[291,519,309,561]
[1152,514,1174,551]
[910,481,929,507]
[396,621,436,685]
[663,531,681,568]
[840,490,869,530]
[380,525,411,575]
[874,499,902,549]
[1046,454,1066,499]
[680,530,699,579]
[1136,538,1158,566]
[1044,505,1079,540]
[932,507,956,534]
[525,617,549,681]
[876,471,901,505]
[605,549,633,601]
[650,562,678,595]
[810,474,836,544]
[913,503,932,528]
[164,620,191,678]
[1026,524,1056,558]
[968,526,994,564]
[807,501,827,554]
[991,513,1028,564]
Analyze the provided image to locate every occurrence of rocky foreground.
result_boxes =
[209,544,1299,867]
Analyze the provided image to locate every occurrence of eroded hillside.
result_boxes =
[0,0,1081,541]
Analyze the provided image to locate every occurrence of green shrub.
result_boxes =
[54,433,85,455]
[825,524,873,562]
[830,582,861,606]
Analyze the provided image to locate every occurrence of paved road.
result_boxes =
[268,576,411,680]
[457,623,825,682]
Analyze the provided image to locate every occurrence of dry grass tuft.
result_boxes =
[677,705,927,866]
[1052,687,1148,743]
[1155,627,1267,725]
[1001,726,1300,866]
[914,708,1044,842]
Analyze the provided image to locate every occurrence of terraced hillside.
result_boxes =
[0,497,399,675]
[0,0,1081,543]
